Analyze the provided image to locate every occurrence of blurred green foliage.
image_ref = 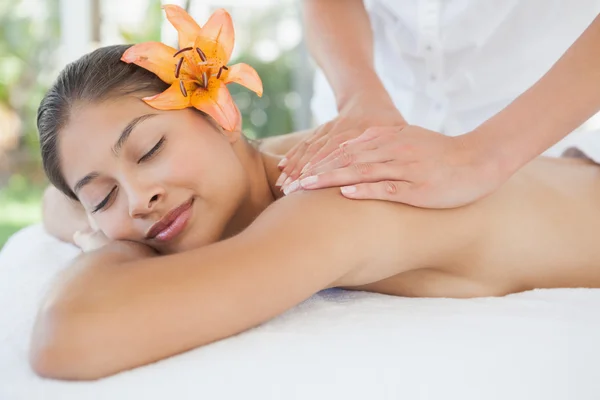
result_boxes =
[0,0,60,162]
[0,175,44,247]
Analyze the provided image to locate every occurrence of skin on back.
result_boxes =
[352,156,600,297]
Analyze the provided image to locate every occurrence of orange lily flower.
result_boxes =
[121,5,263,132]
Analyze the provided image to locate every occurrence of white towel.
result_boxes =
[1,224,600,400]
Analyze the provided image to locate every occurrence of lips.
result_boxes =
[146,198,194,241]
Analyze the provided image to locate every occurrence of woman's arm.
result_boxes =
[471,13,600,176]
[302,0,394,112]
[30,190,393,380]
[42,186,90,244]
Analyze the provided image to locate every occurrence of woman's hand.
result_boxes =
[73,228,112,252]
[287,125,509,209]
[277,95,406,187]
[42,186,91,244]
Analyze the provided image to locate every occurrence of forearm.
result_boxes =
[302,0,396,111]
[42,186,89,243]
[29,193,366,381]
[30,241,157,379]
[470,14,600,176]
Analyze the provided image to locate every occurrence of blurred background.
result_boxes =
[0,0,315,248]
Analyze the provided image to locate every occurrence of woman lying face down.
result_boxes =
[32,42,600,381]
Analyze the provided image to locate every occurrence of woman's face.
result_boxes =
[59,95,250,254]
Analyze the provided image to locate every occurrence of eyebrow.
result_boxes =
[72,113,157,194]
[112,113,157,156]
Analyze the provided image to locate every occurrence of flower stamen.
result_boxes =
[175,57,184,78]
[216,66,223,79]
[179,80,188,97]
[202,71,208,89]
[196,47,207,62]
[173,46,193,57]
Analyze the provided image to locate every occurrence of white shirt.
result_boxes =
[310,0,600,155]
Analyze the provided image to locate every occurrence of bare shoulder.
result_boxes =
[240,188,439,285]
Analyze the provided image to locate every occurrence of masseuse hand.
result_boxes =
[290,125,506,209]
[277,95,406,189]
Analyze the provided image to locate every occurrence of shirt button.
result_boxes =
[434,103,443,111]
[430,74,437,81]
[425,45,433,51]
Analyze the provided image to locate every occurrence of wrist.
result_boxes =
[335,72,396,113]
[459,129,521,183]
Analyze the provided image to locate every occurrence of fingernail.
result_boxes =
[275,172,287,187]
[282,176,292,189]
[278,158,288,168]
[283,180,300,195]
[300,175,318,188]
[300,162,311,174]
[341,186,356,194]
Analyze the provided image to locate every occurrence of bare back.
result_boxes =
[341,156,600,298]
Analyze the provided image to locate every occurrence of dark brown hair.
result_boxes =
[37,44,169,200]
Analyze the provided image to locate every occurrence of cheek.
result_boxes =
[162,138,247,193]
[95,212,131,241]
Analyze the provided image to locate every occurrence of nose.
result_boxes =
[127,183,165,218]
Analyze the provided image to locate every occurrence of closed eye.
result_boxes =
[92,186,117,213]
[138,136,165,163]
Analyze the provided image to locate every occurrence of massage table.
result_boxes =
[1,223,600,399]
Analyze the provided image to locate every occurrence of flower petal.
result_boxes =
[143,80,195,110]
[163,4,203,49]
[191,80,240,131]
[121,42,178,84]
[200,8,235,63]
[223,63,263,97]
[190,36,227,76]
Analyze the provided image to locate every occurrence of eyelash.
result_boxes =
[92,186,117,213]
[92,137,166,213]
[138,136,165,163]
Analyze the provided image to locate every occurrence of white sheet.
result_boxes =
[2,224,600,399]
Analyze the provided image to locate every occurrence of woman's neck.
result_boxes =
[220,143,284,239]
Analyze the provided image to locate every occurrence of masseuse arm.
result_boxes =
[279,0,405,182]
[29,190,388,380]
[293,14,600,207]
[469,13,600,175]
[300,0,391,113]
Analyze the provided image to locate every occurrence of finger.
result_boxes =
[282,122,330,175]
[296,162,405,192]
[73,230,84,248]
[352,126,387,143]
[286,137,330,182]
[281,140,309,177]
[340,180,413,202]
[73,229,93,250]
[87,213,99,230]
[303,137,383,177]
[302,132,361,173]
